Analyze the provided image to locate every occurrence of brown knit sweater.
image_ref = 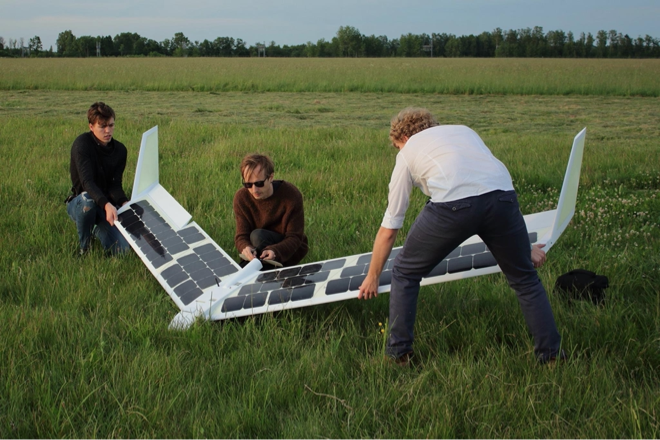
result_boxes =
[233,181,308,266]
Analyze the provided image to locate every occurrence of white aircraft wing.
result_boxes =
[117,126,586,330]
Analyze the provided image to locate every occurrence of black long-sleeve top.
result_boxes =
[69,132,129,209]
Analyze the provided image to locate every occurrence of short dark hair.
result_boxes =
[240,154,275,180]
[87,102,115,125]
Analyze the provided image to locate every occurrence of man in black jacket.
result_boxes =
[66,102,130,255]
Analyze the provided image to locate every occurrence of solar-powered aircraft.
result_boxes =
[116,127,586,330]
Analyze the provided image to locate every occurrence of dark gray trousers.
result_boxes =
[250,229,284,254]
[387,190,561,363]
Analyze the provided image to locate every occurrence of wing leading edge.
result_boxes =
[117,126,586,330]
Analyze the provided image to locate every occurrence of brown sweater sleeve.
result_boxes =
[233,189,255,254]
[262,183,307,264]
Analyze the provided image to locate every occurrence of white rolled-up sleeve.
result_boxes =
[381,154,413,230]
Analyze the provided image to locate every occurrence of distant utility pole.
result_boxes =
[257,43,266,57]
[423,36,433,57]
[96,41,101,57]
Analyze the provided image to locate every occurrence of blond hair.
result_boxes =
[389,107,438,145]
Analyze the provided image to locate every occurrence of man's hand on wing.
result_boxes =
[241,246,257,261]
[260,249,276,261]
[105,203,118,227]
[358,274,380,300]
[531,243,547,268]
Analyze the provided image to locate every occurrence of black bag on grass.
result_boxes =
[555,269,609,305]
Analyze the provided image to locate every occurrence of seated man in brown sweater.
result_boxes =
[233,154,308,268]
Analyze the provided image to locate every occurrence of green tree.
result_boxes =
[595,30,608,57]
[28,36,42,56]
[336,25,363,57]
[398,33,423,57]
[56,30,77,56]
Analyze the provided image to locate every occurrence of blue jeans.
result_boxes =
[66,192,130,254]
[387,190,561,363]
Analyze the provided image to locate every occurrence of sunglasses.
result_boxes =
[242,179,268,189]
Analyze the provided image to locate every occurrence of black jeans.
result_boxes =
[250,229,284,255]
[387,190,561,363]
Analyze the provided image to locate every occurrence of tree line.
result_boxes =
[2,25,659,58]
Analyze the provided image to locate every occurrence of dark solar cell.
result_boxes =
[473,252,497,269]
[357,254,372,265]
[326,278,350,295]
[349,275,367,291]
[200,250,225,264]
[142,244,165,259]
[143,233,161,248]
[118,212,140,228]
[161,264,188,287]
[447,256,473,273]
[181,260,208,275]
[446,248,461,259]
[166,242,190,255]
[161,264,184,281]
[278,267,301,279]
[152,254,173,269]
[426,260,447,278]
[299,264,322,276]
[259,281,283,292]
[193,243,217,255]
[164,270,189,288]
[303,271,330,284]
[126,221,146,235]
[196,276,218,290]
[181,232,206,244]
[150,222,173,235]
[206,257,231,271]
[178,254,202,267]
[322,259,346,271]
[179,287,204,305]
[129,202,145,213]
[213,264,238,278]
[379,270,392,286]
[268,289,292,305]
[244,292,268,309]
[291,285,315,301]
[528,232,537,243]
[154,228,178,242]
[257,272,279,282]
[222,296,245,312]
[174,280,198,298]
[178,226,200,237]
[189,267,214,283]
[282,276,306,288]
[340,264,366,278]
[461,243,486,256]
[160,235,186,248]
[239,284,262,296]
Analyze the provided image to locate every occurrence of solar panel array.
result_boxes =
[214,232,538,318]
[117,200,241,307]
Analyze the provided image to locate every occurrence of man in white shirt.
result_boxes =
[358,107,563,365]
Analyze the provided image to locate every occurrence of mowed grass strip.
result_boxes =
[1,57,659,96]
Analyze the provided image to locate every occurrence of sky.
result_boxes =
[1,0,658,51]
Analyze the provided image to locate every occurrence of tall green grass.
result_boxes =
[1,86,659,437]
[1,58,659,96]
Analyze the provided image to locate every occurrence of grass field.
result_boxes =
[1,58,660,96]
[1,59,659,438]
